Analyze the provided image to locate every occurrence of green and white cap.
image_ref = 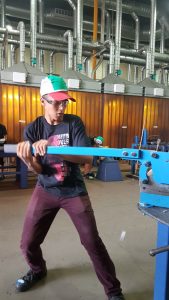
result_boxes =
[95,136,104,145]
[40,75,76,102]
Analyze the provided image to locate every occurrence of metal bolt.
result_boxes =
[151,152,159,158]
[122,151,128,156]
[131,152,137,157]
[145,161,151,167]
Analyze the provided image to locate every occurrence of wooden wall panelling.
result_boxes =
[1,84,8,133]
[102,94,109,145]
[143,97,169,143]
[160,99,169,142]
[119,96,127,147]
[161,98,169,141]
[19,86,26,141]
[124,96,144,147]
[68,91,103,137]
[143,97,153,135]
[7,85,14,142]
[0,84,42,143]
[103,94,144,148]
[103,94,125,147]
[155,98,169,141]
[30,87,37,122]
[103,94,113,147]
[7,82,169,147]
[36,89,43,117]
[13,85,20,142]
[25,87,32,125]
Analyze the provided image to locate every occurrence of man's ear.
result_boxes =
[41,98,45,106]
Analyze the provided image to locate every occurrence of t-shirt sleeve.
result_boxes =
[71,117,91,147]
[23,123,36,143]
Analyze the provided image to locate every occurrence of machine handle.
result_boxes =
[3,144,140,158]
[149,245,169,256]
[4,144,17,153]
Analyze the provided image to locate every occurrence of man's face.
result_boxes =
[41,95,68,123]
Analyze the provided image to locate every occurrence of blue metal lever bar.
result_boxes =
[4,144,140,159]
[42,146,141,159]
[3,144,169,185]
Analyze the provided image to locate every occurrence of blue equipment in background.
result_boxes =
[131,129,169,175]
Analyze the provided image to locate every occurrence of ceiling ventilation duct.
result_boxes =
[163,86,169,98]
[0,18,46,87]
[101,73,143,96]
[61,69,101,93]
[138,77,164,97]
[100,0,142,96]
[136,0,164,98]
[137,1,164,98]
[61,0,101,93]
[0,62,46,86]
[163,84,169,98]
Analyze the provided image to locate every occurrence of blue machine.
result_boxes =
[4,144,169,207]
[30,145,169,209]
[131,129,169,175]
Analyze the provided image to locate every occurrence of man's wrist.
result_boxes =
[27,161,42,174]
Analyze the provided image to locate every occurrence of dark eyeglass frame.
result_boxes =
[41,96,68,107]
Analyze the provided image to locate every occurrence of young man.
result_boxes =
[16,75,125,300]
[0,123,7,180]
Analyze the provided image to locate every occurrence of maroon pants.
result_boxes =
[20,184,122,296]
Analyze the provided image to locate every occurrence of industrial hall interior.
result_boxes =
[1,0,169,300]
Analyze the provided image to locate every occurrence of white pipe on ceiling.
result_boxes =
[38,0,44,72]
[67,0,77,38]
[64,30,73,69]
[131,12,140,51]
[30,0,37,66]
[149,0,157,75]
[76,0,83,71]
[114,0,122,72]
[17,21,25,63]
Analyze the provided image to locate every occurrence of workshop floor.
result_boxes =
[0,169,156,300]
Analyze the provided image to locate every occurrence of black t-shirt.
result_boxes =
[0,124,7,139]
[24,114,91,197]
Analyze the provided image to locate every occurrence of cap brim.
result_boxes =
[47,91,76,102]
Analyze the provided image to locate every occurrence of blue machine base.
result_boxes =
[154,222,169,300]
[140,192,169,208]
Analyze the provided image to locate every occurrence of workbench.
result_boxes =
[0,146,28,188]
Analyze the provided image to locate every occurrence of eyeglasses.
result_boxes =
[42,97,68,108]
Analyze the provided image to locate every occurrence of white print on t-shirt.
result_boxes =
[48,133,69,147]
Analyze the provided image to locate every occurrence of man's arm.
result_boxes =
[17,139,93,174]
[56,154,93,165]
[32,138,93,165]
[17,141,43,174]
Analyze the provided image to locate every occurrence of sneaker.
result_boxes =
[108,293,125,300]
[84,172,95,180]
[16,269,47,292]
